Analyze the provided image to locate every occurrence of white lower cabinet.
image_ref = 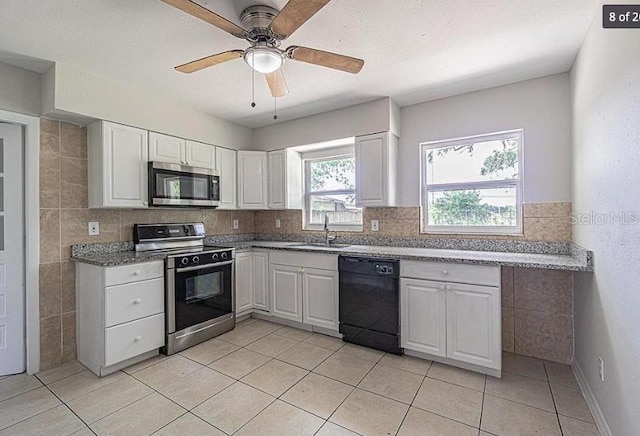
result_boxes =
[252,251,269,312]
[76,261,165,376]
[400,261,501,375]
[400,279,446,357]
[235,252,254,315]
[302,268,339,330]
[235,250,269,316]
[446,283,501,369]
[270,264,303,322]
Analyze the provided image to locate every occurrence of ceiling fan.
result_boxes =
[161,0,365,98]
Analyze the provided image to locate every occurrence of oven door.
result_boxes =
[167,261,233,335]
[149,162,220,207]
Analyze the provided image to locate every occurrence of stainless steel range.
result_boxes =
[134,223,235,355]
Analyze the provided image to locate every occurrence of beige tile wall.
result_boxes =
[255,203,572,241]
[501,266,574,364]
[38,119,254,370]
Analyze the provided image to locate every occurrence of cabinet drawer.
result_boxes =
[104,314,164,366]
[270,251,337,270]
[400,261,500,287]
[105,278,164,327]
[104,261,164,287]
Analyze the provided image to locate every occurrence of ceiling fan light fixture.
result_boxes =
[244,46,283,74]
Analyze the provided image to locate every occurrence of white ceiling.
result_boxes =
[0,0,596,128]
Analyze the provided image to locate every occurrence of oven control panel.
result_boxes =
[169,249,234,269]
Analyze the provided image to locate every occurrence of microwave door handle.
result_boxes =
[175,261,233,272]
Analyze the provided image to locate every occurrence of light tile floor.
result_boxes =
[0,318,601,435]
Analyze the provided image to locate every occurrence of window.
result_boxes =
[304,155,363,230]
[420,130,523,234]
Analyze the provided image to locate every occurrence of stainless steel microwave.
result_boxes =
[148,161,220,207]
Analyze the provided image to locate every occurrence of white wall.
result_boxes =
[571,2,640,434]
[252,98,398,150]
[44,63,252,149]
[399,74,572,206]
[0,61,41,116]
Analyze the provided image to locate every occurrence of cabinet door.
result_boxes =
[237,151,268,209]
[149,132,185,165]
[102,122,149,208]
[268,150,285,209]
[235,252,253,315]
[216,147,237,209]
[400,279,447,357]
[302,268,338,330]
[270,264,302,322]
[253,251,269,312]
[186,140,215,169]
[446,283,501,370]
[355,132,396,207]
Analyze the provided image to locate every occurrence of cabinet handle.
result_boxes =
[439,284,445,290]
[442,269,449,275]
[133,270,141,276]
[134,336,142,342]
[133,298,142,305]
[445,284,452,290]
[142,201,148,206]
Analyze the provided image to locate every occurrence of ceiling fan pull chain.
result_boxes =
[274,96,278,120]
[251,57,256,108]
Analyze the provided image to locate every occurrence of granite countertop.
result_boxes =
[72,240,592,271]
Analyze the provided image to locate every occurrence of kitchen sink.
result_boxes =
[289,243,351,249]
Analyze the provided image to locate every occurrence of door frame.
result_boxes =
[0,109,40,374]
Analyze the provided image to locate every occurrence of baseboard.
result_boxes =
[572,360,612,436]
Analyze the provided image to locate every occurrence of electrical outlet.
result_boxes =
[275,219,281,228]
[599,356,605,382]
[88,222,100,236]
[232,219,239,230]
[371,220,379,232]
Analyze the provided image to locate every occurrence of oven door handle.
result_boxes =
[175,260,233,272]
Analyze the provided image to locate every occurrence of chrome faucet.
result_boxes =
[324,214,337,245]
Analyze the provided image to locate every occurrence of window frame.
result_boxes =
[303,154,363,231]
[420,129,524,235]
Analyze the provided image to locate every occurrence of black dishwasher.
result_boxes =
[338,256,401,354]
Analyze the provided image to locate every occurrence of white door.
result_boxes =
[355,132,387,206]
[302,268,338,330]
[446,283,501,370]
[149,132,185,165]
[185,141,215,169]
[268,150,285,209]
[235,252,253,315]
[216,147,237,209]
[270,264,302,322]
[237,151,268,209]
[0,123,25,375]
[400,279,447,357]
[252,251,269,312]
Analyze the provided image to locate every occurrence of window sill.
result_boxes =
[420,228,524,237]
[303,225,364,233]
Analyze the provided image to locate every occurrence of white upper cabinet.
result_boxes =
[149,132,185,165]
[186,140,216,169]
[216,147,237,209]
[237,151,268,209]
[88,121,149,209]
[149,133,216,169]
[355,132,398,207]
[268,149,303,210]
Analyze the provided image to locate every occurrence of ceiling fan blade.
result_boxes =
[265,69,289,97]
[161,0,246,38]
[269,0,331,39]
[175,50,244,73]
[286,46,364,74]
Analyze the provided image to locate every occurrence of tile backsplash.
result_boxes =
[38,118,574,369]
